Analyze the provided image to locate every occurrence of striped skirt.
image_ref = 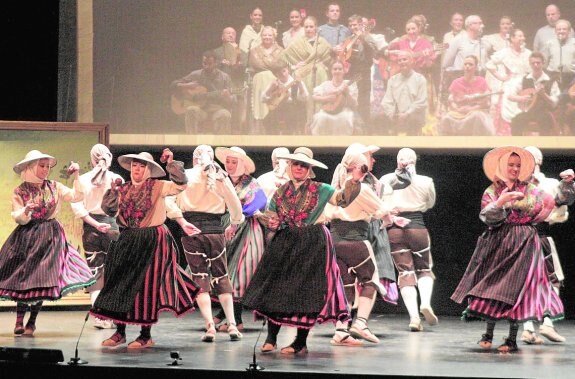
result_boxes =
[90,225,200,326]
[0,219,95,302]
[242,224,350,329]
[226,216,265,300]
[451,223,564,322]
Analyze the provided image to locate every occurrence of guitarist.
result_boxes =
[261,63,309,134]
[438,55,495,136]
[339,15,377,132]
[508,52,560,136]
[170,51,234,134]
[309,60,358,135]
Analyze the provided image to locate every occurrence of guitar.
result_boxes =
[266,78,301,111]
[322,78,358,114]
[378,42,449,81]
[170,85,245,115]
[447,91,502,119]
[338,20,376,63]
[517,87,542,113]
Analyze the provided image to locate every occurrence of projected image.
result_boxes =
[91,1,575,140]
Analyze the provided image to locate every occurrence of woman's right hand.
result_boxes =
[496,188,524,208]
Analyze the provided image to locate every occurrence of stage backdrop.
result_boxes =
[79,0,575,148]
[0,121,109,307]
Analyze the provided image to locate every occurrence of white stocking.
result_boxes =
[400,286,420,320]
[196,292,214,328]
[218,293,237,326]
[418,276,434,309]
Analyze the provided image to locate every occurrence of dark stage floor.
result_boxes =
[0,308,573,379]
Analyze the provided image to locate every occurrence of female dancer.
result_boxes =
[91,149,200,349]
[242,147,350,355]
[451,146,564,352]
[0,150,94,336]
[213,146,267,332]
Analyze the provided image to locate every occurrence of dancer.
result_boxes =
[242,147,350,354]
[326,150,406,346]
[520,146,573,344]
[165,145,245,342]
[71,144,124,329]
[0,150,94,336]
[451,146,564,353]
[212,146,267,333]
[91,149,200,349]
[380,148,437,332]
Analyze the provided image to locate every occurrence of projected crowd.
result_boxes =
[170,3,575,136]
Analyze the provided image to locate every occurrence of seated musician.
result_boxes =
[170,51,234,134]
[507,52,561,136]
[261,62,309,134]
[309,60,358,136]
[380,51,427,136]
[438,55,495,136]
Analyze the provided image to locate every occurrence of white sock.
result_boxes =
[400,286,420,320]
[543,317,554,327]
[523,320,535,332]
[417,276,434,309]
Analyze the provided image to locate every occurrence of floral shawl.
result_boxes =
[271,179,335,228]
[481,181,544,225]
[15,181,57,220]
[116,179,155,228]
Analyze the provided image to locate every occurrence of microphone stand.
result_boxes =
[246,319,267,373]
[245,39,255,134]
[68,312,90,365]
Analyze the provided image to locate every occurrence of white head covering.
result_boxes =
[89,144,113,186]
[193,144,226,190]
[332,151,368,189]
[524,146,543,167]
[215,146,256,176]
[271,147,290,178]
[397,148,417,175]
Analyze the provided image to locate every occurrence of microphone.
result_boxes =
[246,319,266,372]
[68,311,90,365]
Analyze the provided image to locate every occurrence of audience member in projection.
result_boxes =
[451,146,564,353]
[71,144,124,329]
[0,150,94,336]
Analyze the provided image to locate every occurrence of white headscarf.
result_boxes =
[20,161,45,184]
[494,151,515,186]
[397,148,417,175]
[271,147,290,178]
[193,144,226,190]
[332,152,368,189]
[89,144,113,186]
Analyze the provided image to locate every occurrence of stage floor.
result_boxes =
[0,308,573,379]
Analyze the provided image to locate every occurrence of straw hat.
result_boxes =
[13,150,57,174]
[482,146,535,182]
[276,147,328,169]
[118,152,166,178]
[215,146,256,174]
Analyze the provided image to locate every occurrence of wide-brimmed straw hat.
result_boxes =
[118,152,166,178]
[276,147,328,169]
[215,146,256,174]
[13,150,57,174]
[483,146,535,182]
